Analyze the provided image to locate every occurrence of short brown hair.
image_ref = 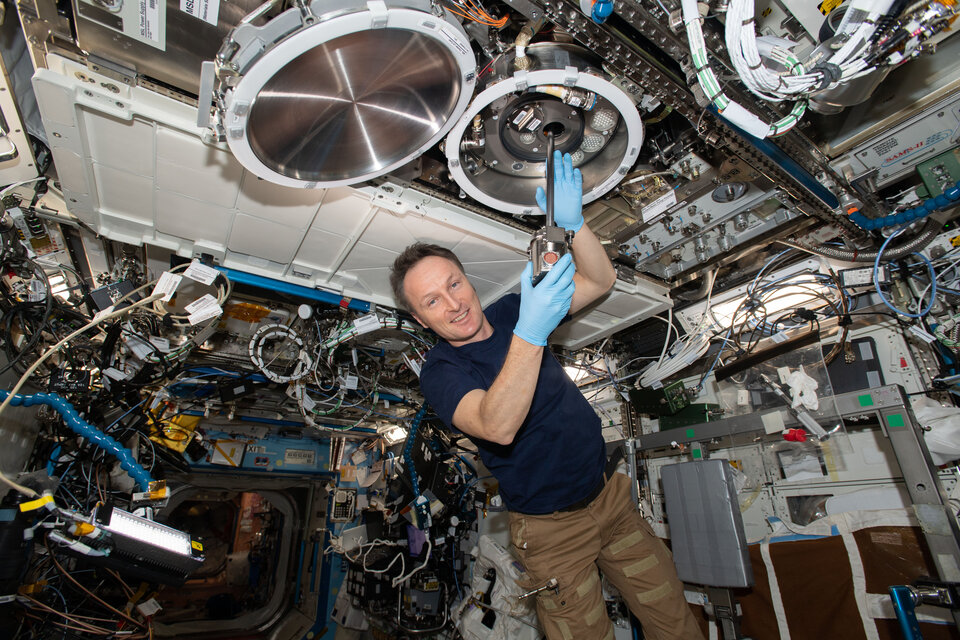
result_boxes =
[390,243,465,311]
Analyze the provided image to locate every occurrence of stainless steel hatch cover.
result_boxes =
[203,0,476,188]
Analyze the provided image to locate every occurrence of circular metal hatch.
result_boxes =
[219,1,476,188]
[444,43,643,215]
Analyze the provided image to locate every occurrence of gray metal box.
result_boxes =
[660,459,753,588]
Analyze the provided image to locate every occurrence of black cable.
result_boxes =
[0,259,54,376]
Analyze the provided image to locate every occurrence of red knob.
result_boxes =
[783,429,807,442]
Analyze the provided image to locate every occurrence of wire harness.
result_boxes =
[0,390,154,490]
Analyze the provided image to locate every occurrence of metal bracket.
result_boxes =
[197,62,217,129]
[514,69,529,91]
[499,0,543,20]
[368,0,389,28]
[86,55,135,87]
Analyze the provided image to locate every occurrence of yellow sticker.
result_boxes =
[760,7,772,17]
[19,495,53,512]
[950,234,960,247]
[191,540,204,552]
[818,0,842,15]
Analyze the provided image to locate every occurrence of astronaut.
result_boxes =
[390,151,703,639]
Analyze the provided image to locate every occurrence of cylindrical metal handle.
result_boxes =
[0,136,18,163]
[545,131,555,227]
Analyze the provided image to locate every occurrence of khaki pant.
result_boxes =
[508,472,704,640]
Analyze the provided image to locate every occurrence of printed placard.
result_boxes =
[185,294,218,315]
[151,271,182,302]
[180,0,219,25]
[185,293,222,324]
[284,448,316,466]
[352,313,382,334]
[183,260,220,286]
[28,279,45,302]
[641,189,678,223]
[187,304,222,325]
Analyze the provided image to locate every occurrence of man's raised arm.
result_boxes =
[452,256,575,445]
[536,151,616,315]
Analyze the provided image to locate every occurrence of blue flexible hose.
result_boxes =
[0,390,153,491]
[403,405,432,529]
[403,405,429,498]
[851,180,960,230]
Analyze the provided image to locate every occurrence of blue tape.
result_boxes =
[214,266,371,312]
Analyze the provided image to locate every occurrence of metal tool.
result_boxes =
[890,581,960,639]
[758,373,829,439]
[518,577,559,600]
[529,130,573,285]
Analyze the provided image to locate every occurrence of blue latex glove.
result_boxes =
[513,253,576,347]
[535,151,584,233]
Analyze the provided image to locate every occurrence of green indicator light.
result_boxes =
[858,394,874,407]
[887,414,906,428]
[686,428,695,438]
[692,449,703,460]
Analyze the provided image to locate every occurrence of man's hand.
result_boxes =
[514,253,576,347]
[535,151,584,233]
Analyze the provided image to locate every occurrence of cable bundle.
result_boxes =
[724,0,880,103]
[681,0,955,137]
[443,0,507,27]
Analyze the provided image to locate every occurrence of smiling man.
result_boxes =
[389,151,702,640]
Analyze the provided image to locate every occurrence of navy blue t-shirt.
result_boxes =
[419,294,605,515]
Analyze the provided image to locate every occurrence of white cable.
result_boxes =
[249,323,312,383]
[0,293,164,420]
[0,294,159,497]
[636,270,718,389]
[0,177,47,198]
[719,0,887,114]
[654,309,675,367]
[682,0,804,137]
[392,537,432,587]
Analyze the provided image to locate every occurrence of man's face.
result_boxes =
[403,256,490,347]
